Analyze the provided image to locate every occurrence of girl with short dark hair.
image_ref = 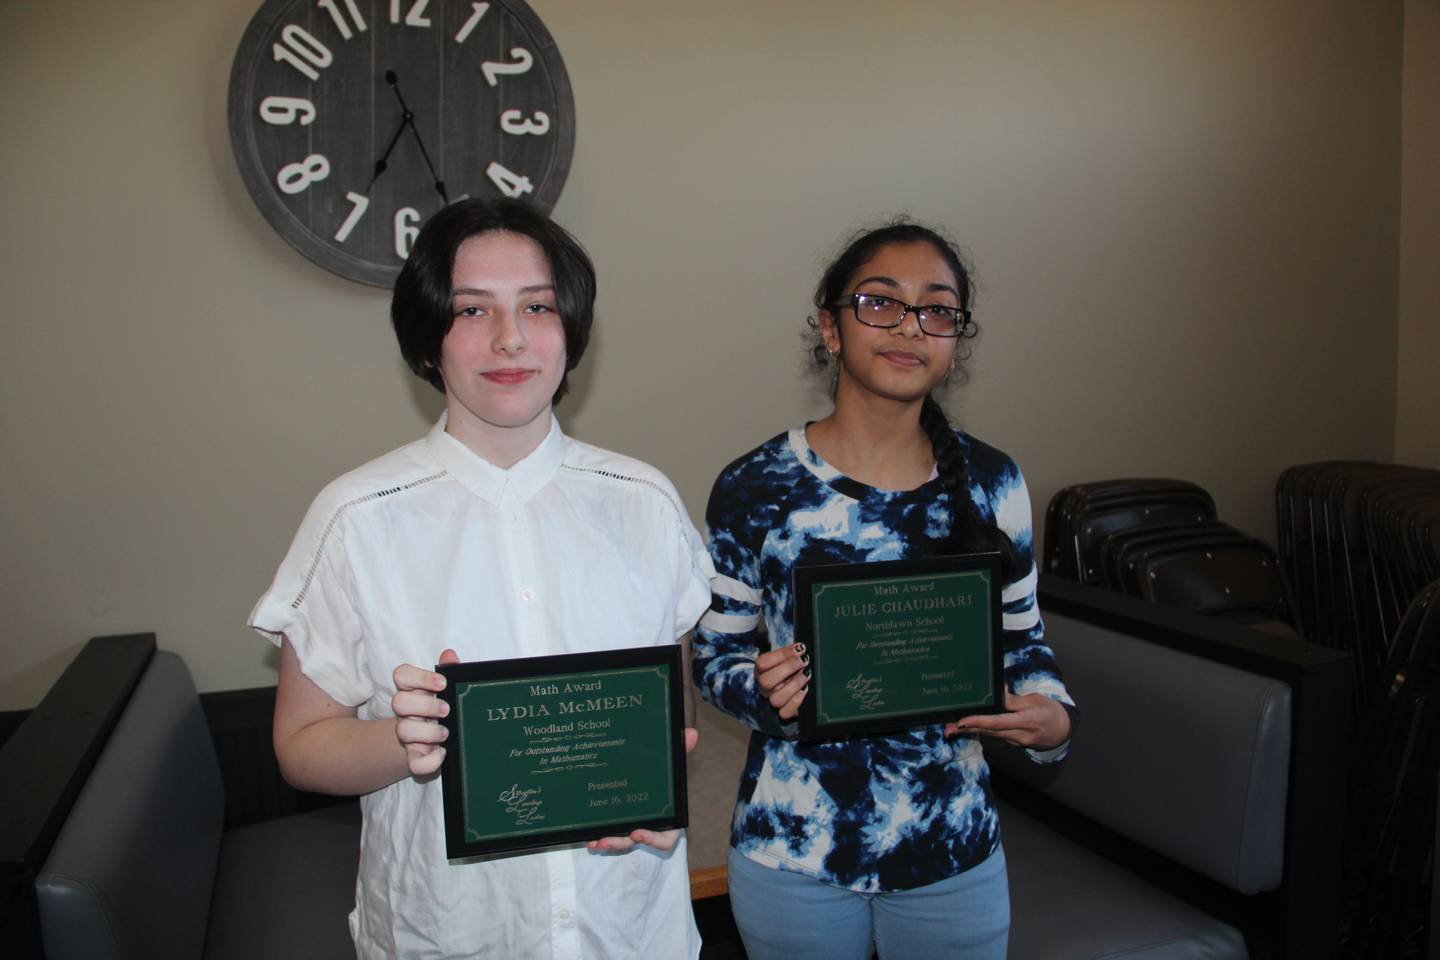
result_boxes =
[252,199,710,959]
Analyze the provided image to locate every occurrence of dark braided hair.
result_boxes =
[813,219,1021,582]
[918,394,1022,581]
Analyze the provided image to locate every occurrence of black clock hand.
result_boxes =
[384,70,449,204]
[405,120,449,204]
[366,116,409,191]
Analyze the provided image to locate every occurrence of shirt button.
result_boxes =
[520,589,534,602]
[557,907,571,920]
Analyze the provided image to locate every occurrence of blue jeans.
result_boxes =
[726,846,1010,960]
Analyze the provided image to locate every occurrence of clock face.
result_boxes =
[228,0,575,287]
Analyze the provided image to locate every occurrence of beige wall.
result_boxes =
[1398,0,1440,468]
[0,0,1406,709]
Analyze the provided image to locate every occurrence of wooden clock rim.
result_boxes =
[227,0,576,289]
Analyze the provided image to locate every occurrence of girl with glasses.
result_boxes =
[694,220,1075,959]
[250,200,711,959]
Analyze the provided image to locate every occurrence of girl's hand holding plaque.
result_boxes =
[948,687,1072,750]
[392,649,460,778]
[756,643,810,720]
[586,726,699,853]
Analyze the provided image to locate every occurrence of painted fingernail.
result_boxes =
[799,653,811,666]
[793,643,806,655]
[802,667,812,679]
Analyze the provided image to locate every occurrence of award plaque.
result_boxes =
[437,645,687,858]
[795,553,1004,740]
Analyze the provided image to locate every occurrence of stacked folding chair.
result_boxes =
[1340,580,1440,959]
[1277,464,1440,956]
[1275,462,1440,715]
[1044,479,1299,635]
[1044,479,1216,584]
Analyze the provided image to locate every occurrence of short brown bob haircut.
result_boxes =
[391,199,596,403]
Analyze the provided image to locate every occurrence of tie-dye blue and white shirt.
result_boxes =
[694,425,1073,893]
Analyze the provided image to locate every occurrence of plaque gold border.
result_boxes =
[795,553,1004,741]
[438,645,687,858]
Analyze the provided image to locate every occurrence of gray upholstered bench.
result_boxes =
[0,637,360,960]
[3,579,1351,960]
[1002,800,1249,959]
[988,579,1350,959]
[680,578,1350,959]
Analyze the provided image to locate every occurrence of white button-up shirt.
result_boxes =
[250,415,711,959]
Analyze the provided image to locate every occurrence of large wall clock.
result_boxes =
[228,0,575,287]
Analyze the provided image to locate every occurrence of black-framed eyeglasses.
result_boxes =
[832,293,975,338]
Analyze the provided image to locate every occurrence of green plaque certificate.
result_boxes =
[795,553,1003,740]
[437,645,687,858]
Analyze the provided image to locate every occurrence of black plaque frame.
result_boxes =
[795,553,1005,741]
[438,644,688,859]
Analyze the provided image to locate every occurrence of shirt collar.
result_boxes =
[425,412,567,505]
[788,423,941,499]
[788,425,843,486]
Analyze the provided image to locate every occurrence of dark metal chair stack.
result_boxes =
[1274,462,1440,714]
[1043,479,1298,634]
[1340,579,1440,959]
[1275,462,1440,958]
